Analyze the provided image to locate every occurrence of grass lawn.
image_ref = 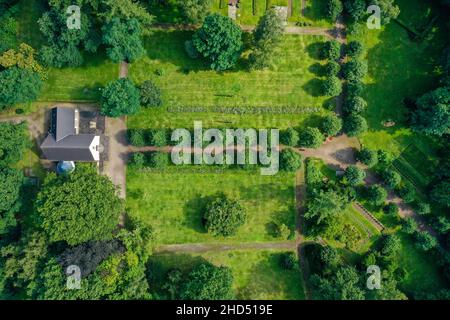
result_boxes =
[397,233,445,295]
[126,166,296,245]
[291,0,333,28]
[40,51,118,101]
[128,31,330,129]
[148,249,305,300]
[350,0,446,158]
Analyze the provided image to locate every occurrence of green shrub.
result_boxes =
[150,129,167,147]
[149,152,169,168]
[344,165,366,186]
[299,127,324,149]
[381,169,402,189]
[415,202,431,215]
[346,41,363,57]
[203,194,247,237]
[140,80,162,107]
[366,185,387,206]
[327,0,343,22]
[398,183,416,203]
[323,76,342,96]
[343,95,367,115]
[130,152,145,168]
[377,150,393,166]
[414,231,437,251]
[325,61,340,77]
[322,40,341,61]
[356,148,378,167]
[280,127,299,147]
[320,114,342,136]
[280,252,297,270]
[128,129,147,147]
[345,81,364,97]
[280,148,303,172]
[342,59,368,82]
[384,203,399,216]
[275,223,292,240]
[343,114,367,137]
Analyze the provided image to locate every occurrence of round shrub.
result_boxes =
[356,148,378,167]
[398,183,416,203]
[101,78,140,117]
[377,150,393,166]
[320,114,342,136]
[130,152,145,168]
[415,202,431,215]
[149,152,169,168]
[280,252,297,270]
[415,231,437,251]
[384,203,399,216]
[345,81,364,98]
[403,217,417,234]
[381,169,401,189]
[344,165,366,186]
[323,76,342,96]
[128,129,146,147]
[299,127,324,149]
[322,40,341,61]
[150,129,167,147]
[140,80,162,107]
[280,127,299,147]
[280,148,303,172]
[325,61,340,77]
[343,114,368,137]
[366,184,387,206]
[203,194,247,237]
[346,41,364,57]
[342,59,368,82]
[343,96,367,115]
[327,0,344,22]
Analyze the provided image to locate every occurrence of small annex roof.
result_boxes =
[51,107,76,141]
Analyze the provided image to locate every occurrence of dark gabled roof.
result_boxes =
[41,107,100,162]
[51,107,76,142]
[41,134,97,161]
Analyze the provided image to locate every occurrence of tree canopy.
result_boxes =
[192,14,243,71]
[0,122,28,167]
[102,18,145,63]
[203,194,247,236]
[410,86,450,136]
[35,165,123,245]
[0,66,42,109]
[180,262,234,300]
[101,78,141,117]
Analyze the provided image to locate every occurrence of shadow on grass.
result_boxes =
[306,42,326,60]
[182,193,217,234]
[302,78,325,97]
[308,62,326,77]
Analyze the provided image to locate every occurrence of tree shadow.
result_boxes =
[182,193,216,233]
[302,78,325,97]
[303,0,327,22]
[308,62,326,77]
[306,41,325,60]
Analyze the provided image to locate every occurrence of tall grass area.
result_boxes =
[148,249,305,300]
[127,166,296,245]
